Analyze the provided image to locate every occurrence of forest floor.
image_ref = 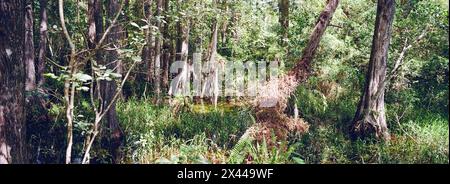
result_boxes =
[112,99,449,164]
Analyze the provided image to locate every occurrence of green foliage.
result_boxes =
[117,99,255,163]
[228,137,300,164]
[296,111,449,164]
[165,108,254,147]
[413,56,449,114]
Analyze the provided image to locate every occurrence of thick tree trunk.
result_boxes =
[37,0,48,87]
[105,0,124,163]
[25,2,36,91]
[351,0,395,141]
[94,0,103,61]
[87,0,103,105]
[0,0,28,164]
[154,0,163,104]
[278,0,289,47]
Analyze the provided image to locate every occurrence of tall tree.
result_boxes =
[161,0,171,94]
[87,0,104,67]
[25,1,36,91]
[37,0,48,87]
[178,2,189,79]
[154,0,163,104]
[142,0,154,94]
[254,0,339,140]
[176,0,189,68]
[88,0,98,50]
[351,0,395,141]
[0,0,28,164]
[104,0,125,163]
[203,20,219,107]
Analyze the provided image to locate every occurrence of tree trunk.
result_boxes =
[177,0,190,71]
[219,0,228,48]
[143,0,154,91]
[25,2,36,91]
[94,0,103,62]
[287,0,338,81]
[254,0,339,141]
[351,0,395,141]
[278,0,289,47]
[37,0,48,87]
[0,0,28,164]
[206,21,219,107]
[105,0,124,164]
[169,1,190,99]
[161,0,171,94]
[88,0,97,50]
[154,0,163,104]
[87,0,103,105]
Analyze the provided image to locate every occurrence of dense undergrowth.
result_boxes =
[114,98,448,164]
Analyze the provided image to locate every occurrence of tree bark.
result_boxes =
[105,0,125,163]
[87,0,103,122]
[37,0,48,87]
[88,0,97,50]
[87,0,103,69]
[219,0,228,48]
[177,0,190,70]
[278,0,289,47]
[161,0,171,94]
[204,21,219,107]
[287,0,338,81]
[143,0,154,91]
[351,0,395,141]
[25,2,36,91]
[179,16,190,79]
[154,0,163,104]
[0,0,28,164]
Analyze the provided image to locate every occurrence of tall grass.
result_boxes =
[116,96,448,164]
[116,99,257,163]
[296,112,449,164]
